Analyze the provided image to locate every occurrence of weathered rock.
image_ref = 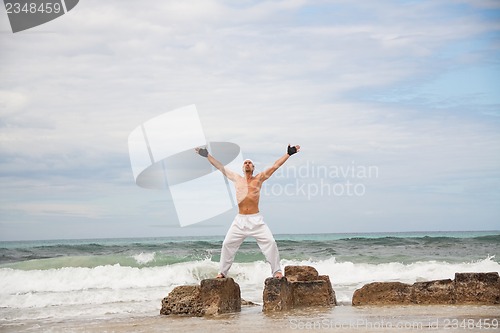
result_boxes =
[352,272,500,306]
[160,285,203,316]
[201,278,241,315]
[262,277,293,312]
[292,280,336,307]
[263,265,336,312]
[318,275,337,305]
[412,279,454,304]
[454,272,500,304]
[285,266,319,282]
[160,278,241,316]
[352,282,412,306]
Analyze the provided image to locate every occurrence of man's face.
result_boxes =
[243,160,254,173]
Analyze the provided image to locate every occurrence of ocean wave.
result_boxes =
[472,234,500,242]
[2,233,498,267]
[132,252,156,265]
[1,256,498,312]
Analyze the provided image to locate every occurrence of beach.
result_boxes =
[1,232,499,332]
[3,304,499,332]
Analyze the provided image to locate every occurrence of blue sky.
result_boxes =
[0,0,499,241]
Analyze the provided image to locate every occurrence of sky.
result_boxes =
[0,0,499,241]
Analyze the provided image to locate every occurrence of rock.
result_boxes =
[352,272,500,306]
[454,272,500,304]
[262,276,293,312]
[352,282,412,306]
[285,266,319,282]
[160,278,241,316]
[160,285,203,316]
[412,279,454,304]
[318,275,337,305]
[292,280,336,307]
[201,278,241,315]
[262,265,336,312]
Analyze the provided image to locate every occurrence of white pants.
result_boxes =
[219,213,281,277]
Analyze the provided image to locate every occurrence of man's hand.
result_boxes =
[195,147,209,157]
[287,144,300,156]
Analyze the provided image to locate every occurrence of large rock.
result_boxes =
[352,282,412,306]
[412,279,454,304]
[352,272,500,306]
[201,278,241,315]
[160,285,203,316]
[160,278,241,316]
[262,277,294,312]
[292,279,336,307]
[285,266,319,282]
[455,272,500,304]
[262,265,336,312]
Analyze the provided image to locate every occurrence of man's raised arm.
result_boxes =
[195,147,239,181]
[260,144,300,181]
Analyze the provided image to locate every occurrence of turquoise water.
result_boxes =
[1,231,498,269]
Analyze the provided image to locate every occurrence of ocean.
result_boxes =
[1,231,499,332]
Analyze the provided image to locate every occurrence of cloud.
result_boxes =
[10,202,107,219]
[0,0,499,239]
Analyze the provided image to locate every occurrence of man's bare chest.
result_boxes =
[235,178,262,192]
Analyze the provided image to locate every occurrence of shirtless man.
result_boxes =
[195,144,301,279]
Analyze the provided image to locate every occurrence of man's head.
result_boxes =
[242,159,255,174]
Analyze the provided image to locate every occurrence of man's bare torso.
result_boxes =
[234,175,263,214]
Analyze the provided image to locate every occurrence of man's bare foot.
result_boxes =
[216,273,225,278]
[273,271,283,279]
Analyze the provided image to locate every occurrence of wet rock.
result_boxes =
[352,272,500,306]
[285,266,319,282]
[454,272,500,304]
[201,278,241,315]
[160,278,241,316]
[318,275,337,305]
[262,276,294,312]
[352,282,412,306]
[263,265,336,312]
[412,279,454,304]
[292,280,336,307]
[160,285,203,316]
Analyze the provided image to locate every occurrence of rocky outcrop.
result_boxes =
[285,265,320,282]
[412,279,455,304]
[262,276,294,312]
[352,272,500,306]
[455,272,500,304]
[262,265,336,312]
[201,278,241,315]
[352,281,413,306]
[160,285,203,316]
[161,278,241,316]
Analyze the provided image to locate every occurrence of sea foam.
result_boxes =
[132,252,156,265]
